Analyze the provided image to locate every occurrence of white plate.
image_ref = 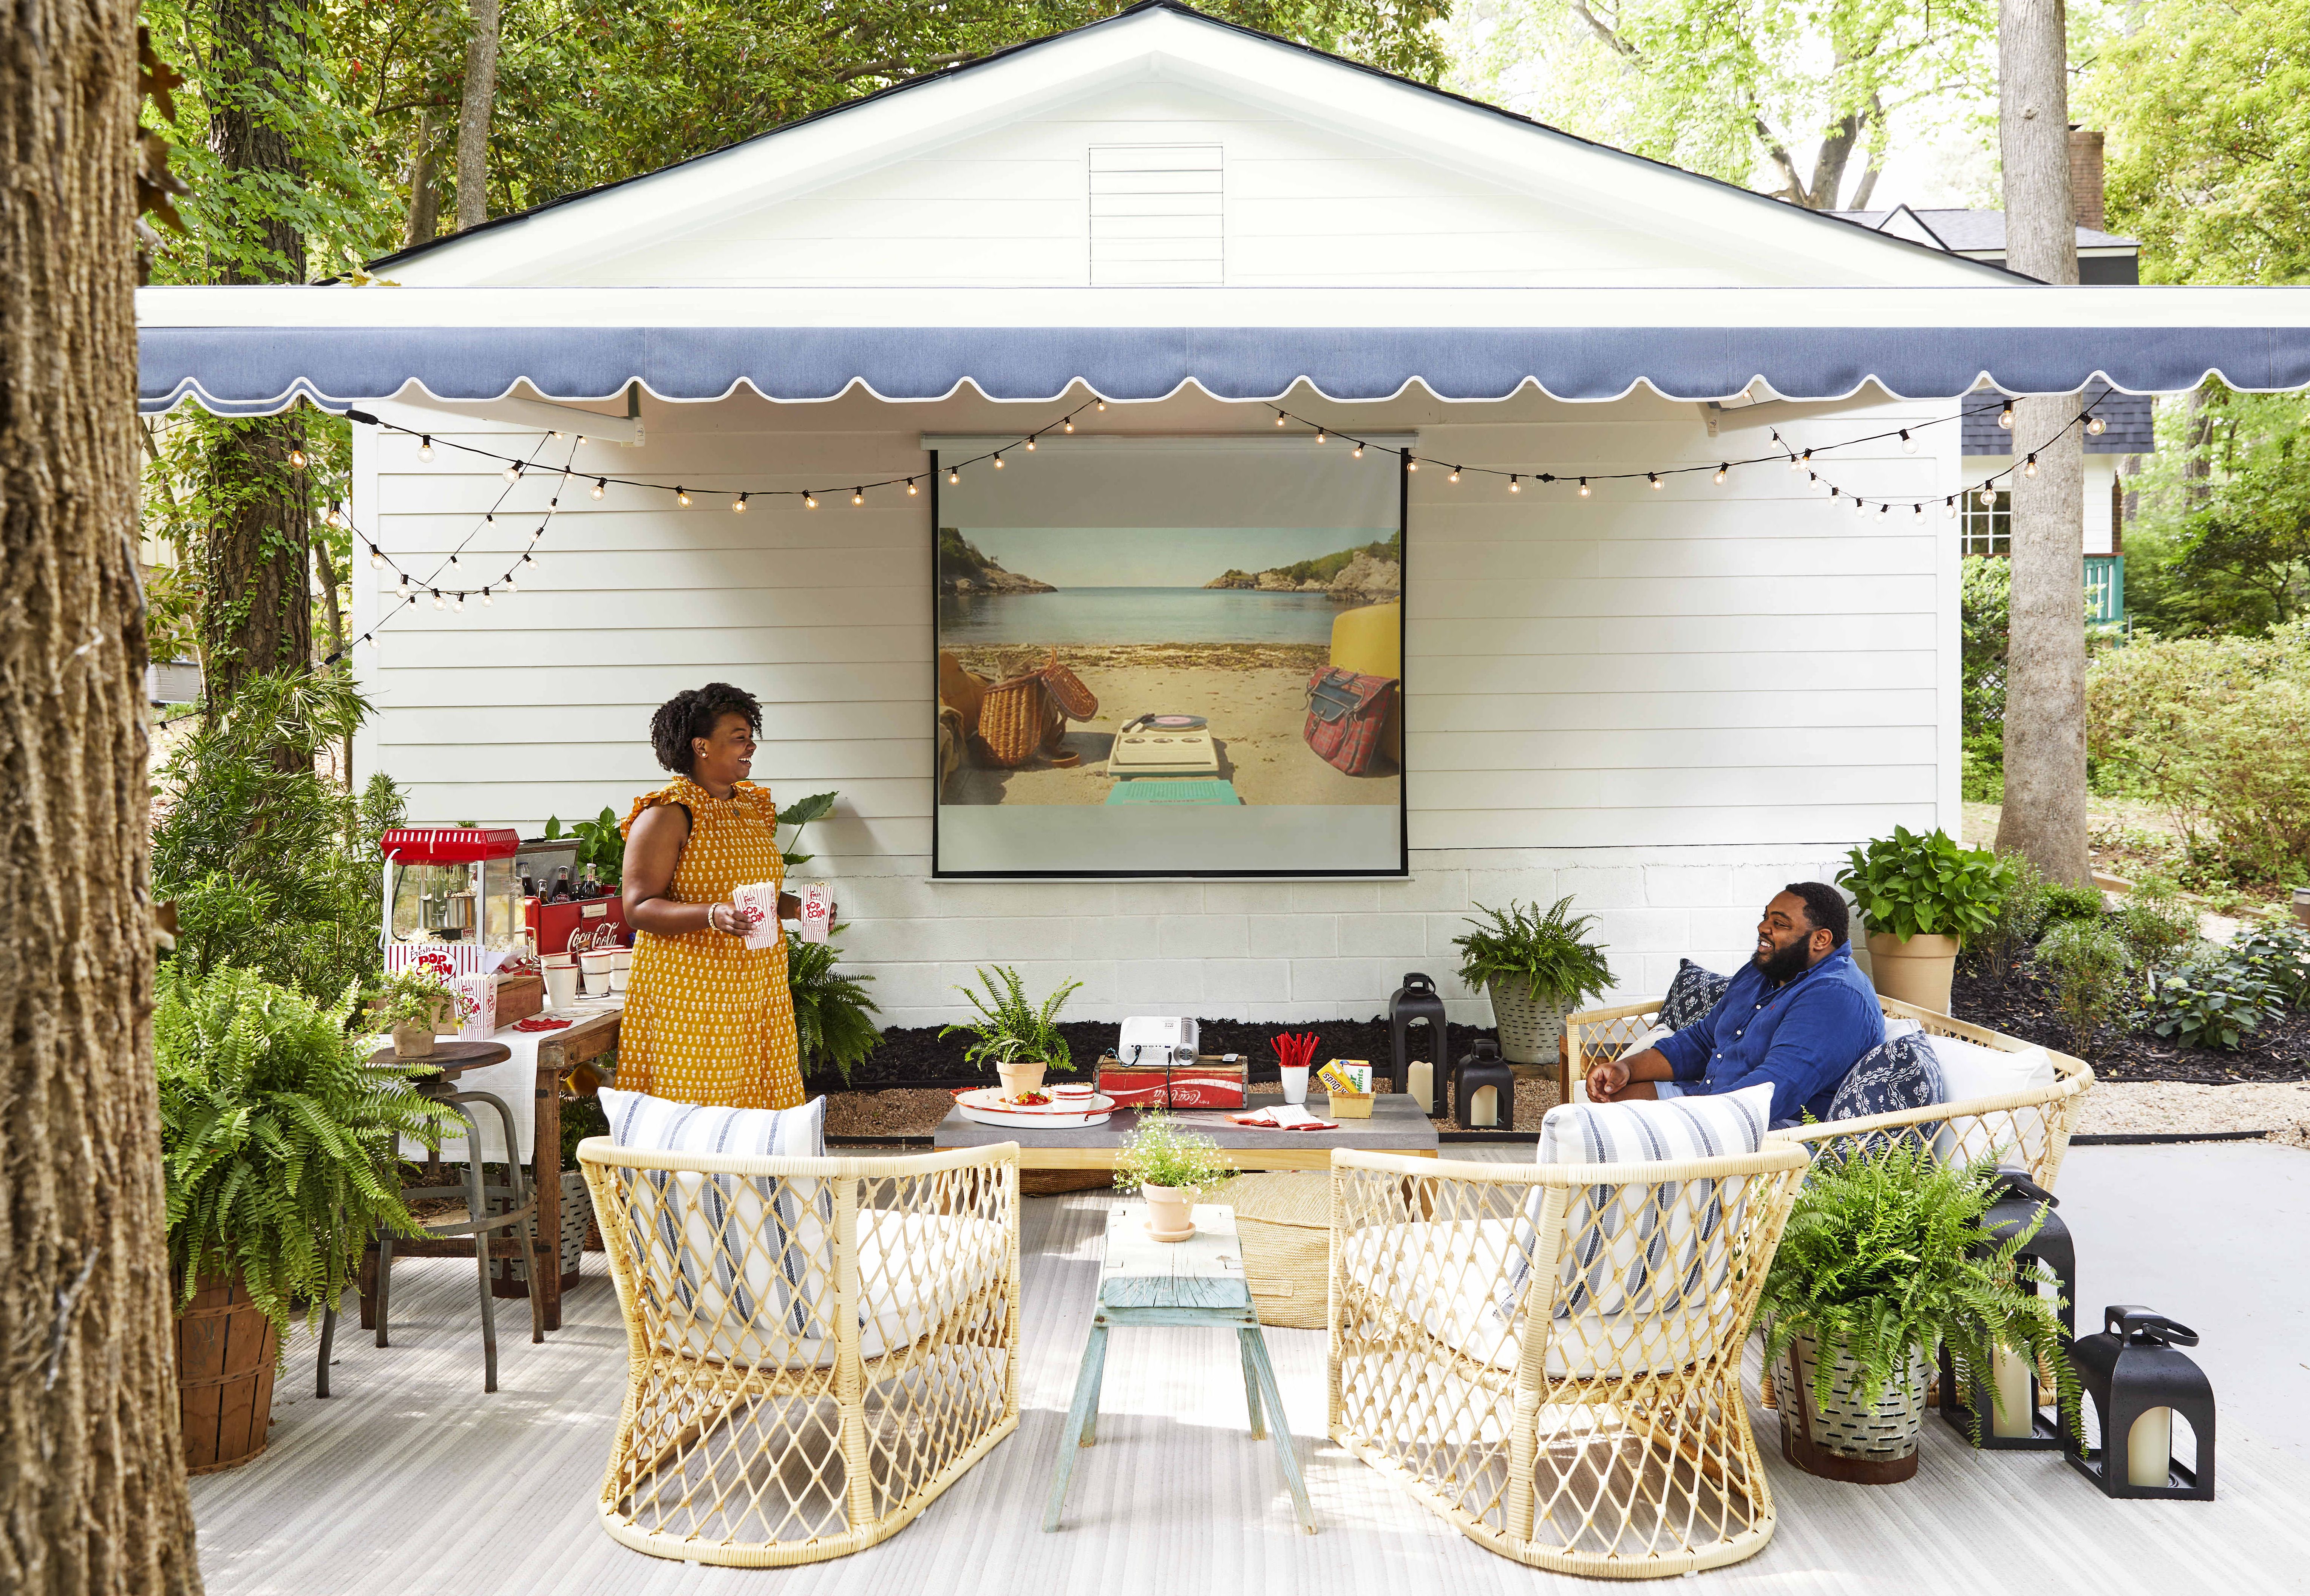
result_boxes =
[953,1087,1117,1129]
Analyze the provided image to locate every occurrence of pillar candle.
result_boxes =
[2127,1407,2174,1488]
[1471,1083,1499,1127]
[1992,1347,2035,1439]
[1407,1058,1434,1114]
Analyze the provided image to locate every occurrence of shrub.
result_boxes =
[2086,620,2310,885]
[2033,921,2133,1057]
[1452,896,1615,1007]
[2040,882,2108,927]
[2116,875,2201,972]
[2142,951,2289,1051]
[1980,856,2050,978]
[1837,827,2007,944]
[2232,922,2310,1008]
[1961,732,2005,803]
[1959,554,2010,738]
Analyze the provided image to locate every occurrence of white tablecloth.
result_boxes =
[382,995,624,1165]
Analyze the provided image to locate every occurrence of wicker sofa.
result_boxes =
[1565,993,2095,1187]
[578,1140,1020,1568]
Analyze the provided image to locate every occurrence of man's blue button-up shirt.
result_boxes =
[1655,944,1884,1126]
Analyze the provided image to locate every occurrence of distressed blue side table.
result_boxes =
[1042,1202,1317,1534]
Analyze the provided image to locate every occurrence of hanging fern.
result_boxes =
[156,963,464,1338]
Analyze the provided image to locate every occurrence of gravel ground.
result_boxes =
[2076,1080,2310,1143]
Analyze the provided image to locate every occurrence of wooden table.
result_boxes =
[363,1006,621,1333]
[1042,1203,1316,1534]
[935,1092,1441,1172]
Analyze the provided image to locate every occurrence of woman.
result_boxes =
[617,682,815,1109]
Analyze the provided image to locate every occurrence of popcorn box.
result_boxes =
[454,973,498,1040]
[730,880,783,950]
[799,882,833,945]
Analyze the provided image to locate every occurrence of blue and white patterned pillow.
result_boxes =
[600,1089,830,1344]
[1658,958,1731,1033]
[1826,1032,1946,1123]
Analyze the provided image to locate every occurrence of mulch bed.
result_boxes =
[1950,957,2310,1085]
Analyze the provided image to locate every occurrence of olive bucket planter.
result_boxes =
[1865,932,1961,1015]
[1486,980,1564,1066]
[1775,1330,1931,1484]
[176,1273,279,1474]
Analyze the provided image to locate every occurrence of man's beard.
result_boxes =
[1752,933,1815,983]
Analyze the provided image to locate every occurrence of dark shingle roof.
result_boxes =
[1961,381,2155,456]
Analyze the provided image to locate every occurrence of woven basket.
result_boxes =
[1487,979,1565,1065]
[1776,1329,1930,1482]
[975,649,1097,769]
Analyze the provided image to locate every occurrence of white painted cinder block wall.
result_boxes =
[349,385,1959,1027]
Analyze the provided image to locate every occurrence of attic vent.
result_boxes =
[1088,144,1222,287]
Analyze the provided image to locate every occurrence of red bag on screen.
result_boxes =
[1303,667,1398,777]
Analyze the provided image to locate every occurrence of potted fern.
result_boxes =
[943,965,1083,1098]
[159,964,461,1471]
[1759,1138,2080,1484]
[1113,1112,1231,1241]
[1452,897,1613,1064]
[786,924,883,1084]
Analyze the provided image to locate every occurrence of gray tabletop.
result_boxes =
[933,1092,1440,1154]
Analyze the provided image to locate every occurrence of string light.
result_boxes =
[1854,495,1867,513]
[991,453,1004,469]
[2023,454,2038,479]
[502,460,522,483]
[1095,400,1106,411]
[522,551,536,566]
[1024,436,1036,451]
[417,436,433,462]
[431,590,445,610]
[675,486,691,506]
[591,478,605,499]
[1946,496,1958,518]
[1980,485,1998,505]
[288,447,307,470]
[852,488,865,505]
[1900,430,1917,454]
[1448,466,1460,483]
[323,501,343,528]
[1508,474,1520,493]
[1714,464,1728,484]
[948,468,960,484]
[1063,419,1074,433]
[452,593,465,612]
[1647,472,1662,490]
[502,576,517,593]
[1578,477,1590,497]
[805,493,819,508]
[732,493,748,513]
[1316,430,1326,444]
[396,573,410,597]
[1275,409,1288,426]
[907,479,918,496]
[1351,442,1364,458]
[1405,456,1418,472]
[1998,403,2015,430]
[2087,414,2107,436]
[480,589,493,606]
[368,543,384,570]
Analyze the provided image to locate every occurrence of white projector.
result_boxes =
[1117,1015,1199,1068]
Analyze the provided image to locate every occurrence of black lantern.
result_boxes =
[1454,1036,1515,1131]
[2066,1306,2216,1500]
[1388,971,1449,1107]
[1939,1167,2078,1450]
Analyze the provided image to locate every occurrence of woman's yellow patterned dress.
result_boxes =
[615,776,802,1109]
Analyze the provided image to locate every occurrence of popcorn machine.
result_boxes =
[379,826,526,976]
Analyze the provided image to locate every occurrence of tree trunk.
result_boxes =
[207,0,303,286]
[1994,0,2092,885]
[403,108,437,249]
[1,0,206,1591]
[456,0,499,232]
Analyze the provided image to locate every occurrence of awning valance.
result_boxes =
[137,284,2310,415]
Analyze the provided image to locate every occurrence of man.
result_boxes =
[1585,881,1883,1127]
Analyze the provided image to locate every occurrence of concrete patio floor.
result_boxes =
[187,1143,2310,1594]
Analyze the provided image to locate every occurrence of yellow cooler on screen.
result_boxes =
[1329,599,1403,764]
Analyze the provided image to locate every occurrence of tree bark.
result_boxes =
[1994,0,2092,885]
[456,0,499,232]
[1,0,206,1591]
[403,108,437,249]
[207,0,303,286]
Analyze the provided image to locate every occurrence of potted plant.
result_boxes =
[943,964,1082,1098]
[1836,826,2009,1012]
[1759,1138,2079,1484]
[1113,1112,1231,1241]
[158,964,461,1472]
[1451,896,1613,1065]
[369,964,473,1057]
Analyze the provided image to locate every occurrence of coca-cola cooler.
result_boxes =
[526,893,630,957]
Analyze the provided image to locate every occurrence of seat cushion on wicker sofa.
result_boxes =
[1921,1036,2057,1164]
[1341,1219,1720,1378]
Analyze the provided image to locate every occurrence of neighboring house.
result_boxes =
[1835,135,2149,624]
[133,3,2302,1020]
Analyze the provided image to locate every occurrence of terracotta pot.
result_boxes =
[176,1272,280,1474]
[1142,1183,1194,1239]
[1865,932,1960,1014]
[995,1060,1047,1099]
[1486,979,1565,1065]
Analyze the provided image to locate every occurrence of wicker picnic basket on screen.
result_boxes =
[943,647,1098,769]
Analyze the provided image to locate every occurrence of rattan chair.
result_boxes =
[1566,994,2094,1187]
[579,1139,1021,1568]
[1328,1143,1810,1579]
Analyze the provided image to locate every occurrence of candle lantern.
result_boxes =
[1938,1167,2078,1449]
[1388,971,1450,1110]
[2065,1305,2216,1500]
[1454,1036,1515,1131]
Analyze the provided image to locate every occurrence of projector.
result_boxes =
[1116,1015,1199,1068]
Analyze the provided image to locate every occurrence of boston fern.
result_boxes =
[1452,897,1614,1007]
[157,964,464,1337]
[1759,1138,2080,1441]
[786,926,882,1084]
[943,965,1083,1074]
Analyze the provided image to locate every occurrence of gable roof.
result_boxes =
[368,1,2019,289]
[1833,205,2139,256]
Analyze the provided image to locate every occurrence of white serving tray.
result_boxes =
[953,1087,1117,1129]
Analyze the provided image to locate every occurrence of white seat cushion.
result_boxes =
[1341,1219,1721,1378]
[1922,1036,2057,1165]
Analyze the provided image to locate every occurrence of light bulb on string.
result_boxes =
[503,461,522,483]
[288,447,307,470]
[1350,442,1364,458]
[431,590,445,610]
[676,486,691,506]
[1025,436,1036,451]
[1647,472,1662,490]
[948,468,960,484]
[1900,430,1917,454]
[1405,456,1418,473]
[1946,497,1958,519]
[502,576,517,593]
[480,589,493,607]
[805,493,819,508]
[1316,430,1327,444]
[1578,477,1590,497]
[1998,404,2015,430]
[992,453,1004,469]
[1508,475,1520,493]
[1787,453,1802,473]
[1448,467,1460,483]
[417,436,433,462]
[452,593,465,612]
[1063,419,1074,433]
[2087,414,2107,436]
[732,493,748,513]
[1275,409,1288,427]
[1714,464,1728,484]
[591,478,605,499]
[1879,504,1890,515]
[396,573,410,597]
[852,488,865,506]
[447,553,459,569]
[907,479,919,496]
[522,551,536,566]
[368,544,384,570]
[1854,495,1867,513]
[2023,455,2038,479]
[1979,485,1997,506]
[323,501,341,528]
[1096,400,1106,411]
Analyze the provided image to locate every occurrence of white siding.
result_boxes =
[350,385,1959,1024]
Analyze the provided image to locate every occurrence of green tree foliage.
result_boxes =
[2125,390,2310,636]
[2085,619,2310,884]
[152,670,407,1001]
[2078,0,2310,287]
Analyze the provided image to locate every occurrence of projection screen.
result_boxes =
[930,434,1407,878]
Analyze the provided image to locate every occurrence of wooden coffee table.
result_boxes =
[934,1092,1440,1172]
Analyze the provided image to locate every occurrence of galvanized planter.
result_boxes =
[1486,979,1564,1066]
[1776,1329,1931,1484]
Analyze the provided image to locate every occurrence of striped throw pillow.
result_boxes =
[601,1089,830,1340]
[1504,1083,1773,1320]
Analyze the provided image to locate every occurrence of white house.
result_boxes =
[136,2,2310,1026]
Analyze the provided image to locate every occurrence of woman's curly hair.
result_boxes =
[649,683,762,776]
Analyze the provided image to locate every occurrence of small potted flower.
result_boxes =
[370,966,473,1058]
[1113,1112,1230,1241]
[942,964,1082,1099]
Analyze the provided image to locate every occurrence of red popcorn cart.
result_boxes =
[379,826,527,977]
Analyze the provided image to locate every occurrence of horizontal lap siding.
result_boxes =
[350,390,1953,1019]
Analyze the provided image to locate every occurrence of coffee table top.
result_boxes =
[935,1091,1439,1154]
[1102,1204,1248,1312]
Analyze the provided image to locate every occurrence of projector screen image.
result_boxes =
[931,435,1406,877]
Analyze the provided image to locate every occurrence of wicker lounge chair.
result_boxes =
[579,1139,1021,1567]
[1565,995,2094,1187]
[1328,1143,1811,1578]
